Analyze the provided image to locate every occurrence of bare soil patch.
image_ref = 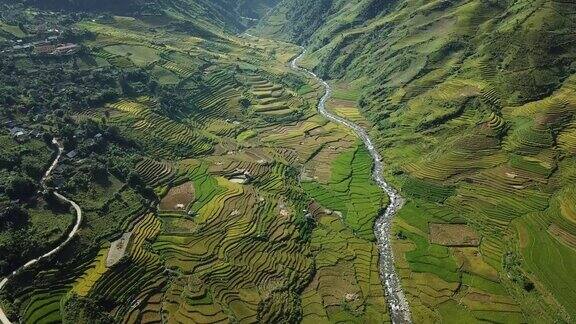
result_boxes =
[107,232,132,267]
[159,182,195,211]
[429,223,480,247]
[548,224,576,250]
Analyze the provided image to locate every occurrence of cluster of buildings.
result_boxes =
[5,121,43,143]
[2,29,80,57]
[33,42,80,56]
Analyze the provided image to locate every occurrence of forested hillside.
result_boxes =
[235,0,278,19]
[256,0,576,322]
[18,0,279,31]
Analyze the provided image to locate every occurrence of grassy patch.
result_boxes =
[303,144,386,240]
[104,44,160,66]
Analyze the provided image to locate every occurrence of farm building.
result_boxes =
[66,150,78,159]
[52,43,80,55]
[8,127,29,143]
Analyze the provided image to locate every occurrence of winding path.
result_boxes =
[290,51,412,323]
[0,139,83,324]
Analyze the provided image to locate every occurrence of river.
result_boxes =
[290,50,412,324]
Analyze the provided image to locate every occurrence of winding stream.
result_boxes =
[290,50,412,323]
[0,139,83,324]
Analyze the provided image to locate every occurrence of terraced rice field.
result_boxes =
[352,21,576,321]
[14,2,570,323]
[107,97,214,158]
[118,29,390,323]
[103,44,161,67]
[14,6,576,322]
[15,260,97,323]
[0,16,400,322]
[159,182,195,211]
[303,145,387,240]
[301,189,390,323]
[135,158,175,187]
[243,74,304,117]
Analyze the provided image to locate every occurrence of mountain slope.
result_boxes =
[0,3,385,323]
[235,0,279,19]
[21,0,279,31]
[256,0,576,322]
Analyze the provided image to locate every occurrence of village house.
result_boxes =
[66,150,78,159]
[52,43,80,56]
[8,127,29,143]
[33,43,56,55]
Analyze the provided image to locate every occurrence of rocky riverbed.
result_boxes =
[290,50,412,324]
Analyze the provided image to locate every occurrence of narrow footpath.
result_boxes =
[0,139,83,324]
[290,50,412,324]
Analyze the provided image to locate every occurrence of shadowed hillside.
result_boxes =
[21,0,279,31]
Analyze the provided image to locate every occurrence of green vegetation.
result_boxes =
[0,22,26,38]
[0,2,388,323]
[303,144,386,240]
[103,45,160,67]
[300,144,390,322]
[256,0,576,322]
[1,0,575,322]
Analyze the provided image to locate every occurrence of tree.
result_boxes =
[523,280,535,292]
[148,79,159,94]
[396,231,408,240]
[63,294,114,324]
[5,176,36,200]
[22,159,43,180]
[239,97,251,109]
[127,171,144,188]
[43,189,68,212]
[79,160,109,185]
[0,204,29,229]
[80,119,101,137]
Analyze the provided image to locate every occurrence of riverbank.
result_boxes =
[290,50,412,323]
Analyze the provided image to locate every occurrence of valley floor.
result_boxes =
[0,16,395,323]
[2,1,576,322]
